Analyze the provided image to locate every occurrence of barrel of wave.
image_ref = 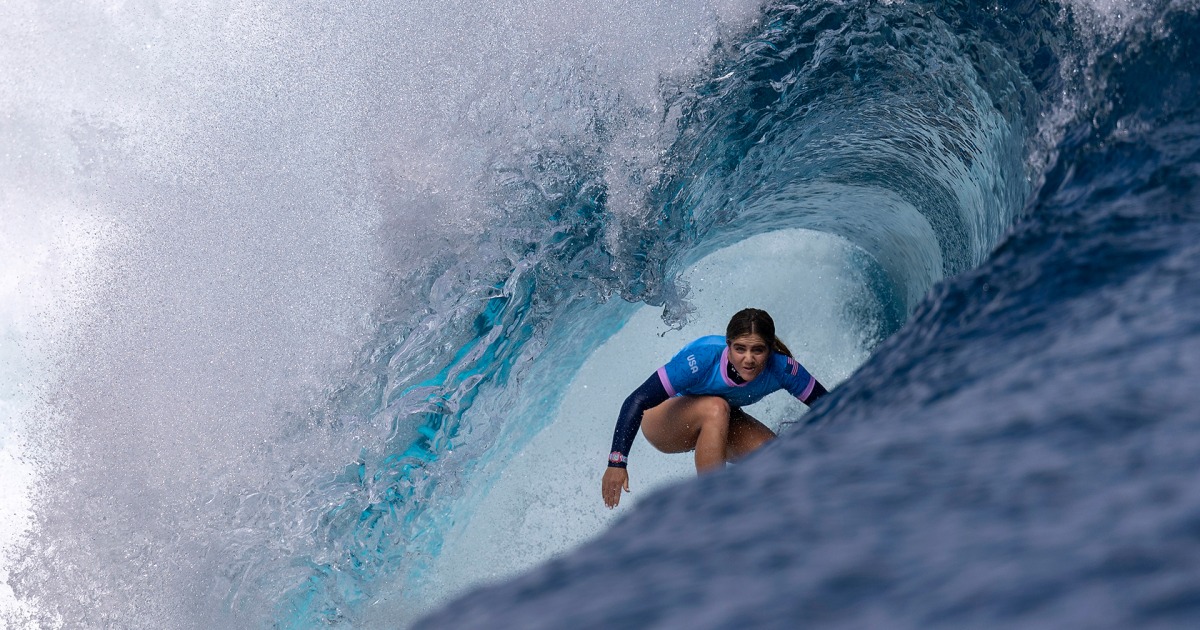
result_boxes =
[379,228,882,625]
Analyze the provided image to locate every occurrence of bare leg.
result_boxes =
[641,396,732,472]
[726,407,776,462]
[692,399,730,472]
[641,396,778,473]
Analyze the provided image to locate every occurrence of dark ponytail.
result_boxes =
[726,308,792,357]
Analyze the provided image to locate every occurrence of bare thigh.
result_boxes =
[640,395,727,454]
[641,396,777,460]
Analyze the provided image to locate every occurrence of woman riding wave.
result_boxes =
[602,308,828,508]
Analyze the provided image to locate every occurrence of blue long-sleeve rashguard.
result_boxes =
[607,335,827,468]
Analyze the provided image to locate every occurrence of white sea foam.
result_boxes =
[1,1,767,627]
[0,195,116,624]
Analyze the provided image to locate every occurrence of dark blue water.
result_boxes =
[414,1,1200,628]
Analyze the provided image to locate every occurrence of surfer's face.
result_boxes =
[728,333,769,382]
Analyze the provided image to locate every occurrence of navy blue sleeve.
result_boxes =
[803,379,829,405]
[608,372,670,468]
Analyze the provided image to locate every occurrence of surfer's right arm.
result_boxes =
[602,373,671,508]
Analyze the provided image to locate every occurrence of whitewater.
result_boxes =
[3,0,1199,628]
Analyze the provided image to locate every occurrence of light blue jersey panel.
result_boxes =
[656,336,816,408]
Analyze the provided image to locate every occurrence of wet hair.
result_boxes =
[726,308,793,357]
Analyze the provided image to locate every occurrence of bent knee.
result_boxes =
[695,396,732,425]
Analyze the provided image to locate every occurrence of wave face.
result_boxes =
[418,1,1200,629]
[4,0,1199,628]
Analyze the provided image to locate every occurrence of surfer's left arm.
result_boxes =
[782,356,828,406]
[801,379,828,405]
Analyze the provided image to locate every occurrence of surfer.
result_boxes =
[602,308,828,508]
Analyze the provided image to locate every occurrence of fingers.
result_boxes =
[606,479,624,508]
[602,470,630,509]
[603,480,619,508]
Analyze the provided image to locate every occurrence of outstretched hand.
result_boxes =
[602,467,630,508]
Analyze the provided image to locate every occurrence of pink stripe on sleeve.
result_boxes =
[657,366,677,397]
[797,375,816,402]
